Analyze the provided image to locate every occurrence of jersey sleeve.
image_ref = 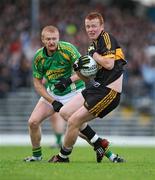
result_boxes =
[97,32,125,61]
[32,53,44,79]
[67,43,81,64]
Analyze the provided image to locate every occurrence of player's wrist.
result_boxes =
[88,49,96,57]
[66,77,72,85]
[52,100,63,112]
[73,63,80,71]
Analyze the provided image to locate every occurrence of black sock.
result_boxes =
[80,125,96,140]
[59,146,72,158]
[93,138,102,149]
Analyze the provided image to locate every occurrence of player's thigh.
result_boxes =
[60,93,84,120]
[29,100,54,124]
[68,106,94,127]
[50,112,66,130]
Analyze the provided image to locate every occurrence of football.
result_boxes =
[80,55,98,77]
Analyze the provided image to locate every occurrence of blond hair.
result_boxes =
[41,25,59,38]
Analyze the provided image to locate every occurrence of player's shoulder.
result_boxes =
[101,31,117,41]
[59,41,76,49]
[33,47,45,63]
[99,31,119,48]
[33,47,44,59]
[58,41,80,56]
[58,41,80,60]
[35,47,44,55]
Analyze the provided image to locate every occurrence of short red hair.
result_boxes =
[85,12,104,25]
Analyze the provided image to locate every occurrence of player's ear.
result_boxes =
[41,34,45,44]
[41,37,44,44]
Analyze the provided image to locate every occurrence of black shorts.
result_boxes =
[81,85,120,118]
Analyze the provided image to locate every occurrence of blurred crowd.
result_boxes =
[0,0,155,114]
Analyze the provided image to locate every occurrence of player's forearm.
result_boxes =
[93,52,114,70]
[75,71,90,83]
[33,78,54,103]
[70,73,82,82]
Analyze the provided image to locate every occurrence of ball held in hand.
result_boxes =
[80,55,98,77]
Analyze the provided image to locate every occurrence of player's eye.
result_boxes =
[45,38,51,41]
[52,37,57,41]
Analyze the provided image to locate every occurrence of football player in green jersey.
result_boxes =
[24,25,85,161]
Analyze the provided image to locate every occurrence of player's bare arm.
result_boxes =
[70,73,82,82]
[93,53,114,70]
[33,77,55,103]
[76,71,90,83]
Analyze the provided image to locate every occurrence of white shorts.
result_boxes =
[39,89,83,108]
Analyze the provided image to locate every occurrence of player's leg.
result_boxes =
[59,94,103,151]
[49,89,125,163]
[79,87,125,163]
[58,94,109,162]
[79,128,124,163]
[58,94,111,162]
[60,93,84,119]
[48,92,83,148]
[50,112,65,148]
[49,105,92,162]
[24,99,54,162]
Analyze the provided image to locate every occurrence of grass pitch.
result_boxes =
[0,146,155,180]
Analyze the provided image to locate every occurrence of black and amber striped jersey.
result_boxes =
[88,31,127,86]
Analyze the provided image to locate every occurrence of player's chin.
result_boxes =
[49,46,57,51]
[88,35,96,40]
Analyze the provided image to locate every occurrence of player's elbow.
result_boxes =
[33,78,42,89]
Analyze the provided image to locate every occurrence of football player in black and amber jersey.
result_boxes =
[49,12,126,163]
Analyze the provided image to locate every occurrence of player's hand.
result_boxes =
[88,42,106,56]
[73,55,90,71]
[87,42,96,57]
[54,78,72,92]
[52,100,63,112]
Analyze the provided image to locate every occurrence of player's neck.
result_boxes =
[45,47,57,56]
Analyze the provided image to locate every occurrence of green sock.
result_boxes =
[32,147,42,157]
[55,133,62,145]
[105,149,116,161]
[105,149,113,158]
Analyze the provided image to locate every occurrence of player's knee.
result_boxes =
[59,108,70,121]
[67,119,76,129]
[28,118,40,129]
[68,115,80,129]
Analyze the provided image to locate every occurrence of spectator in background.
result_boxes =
[140,55,155,113]
[141,55,155,99]
[0,64,12,98]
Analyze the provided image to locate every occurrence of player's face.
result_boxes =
[42,31,59,53]
[85,18,104,40]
